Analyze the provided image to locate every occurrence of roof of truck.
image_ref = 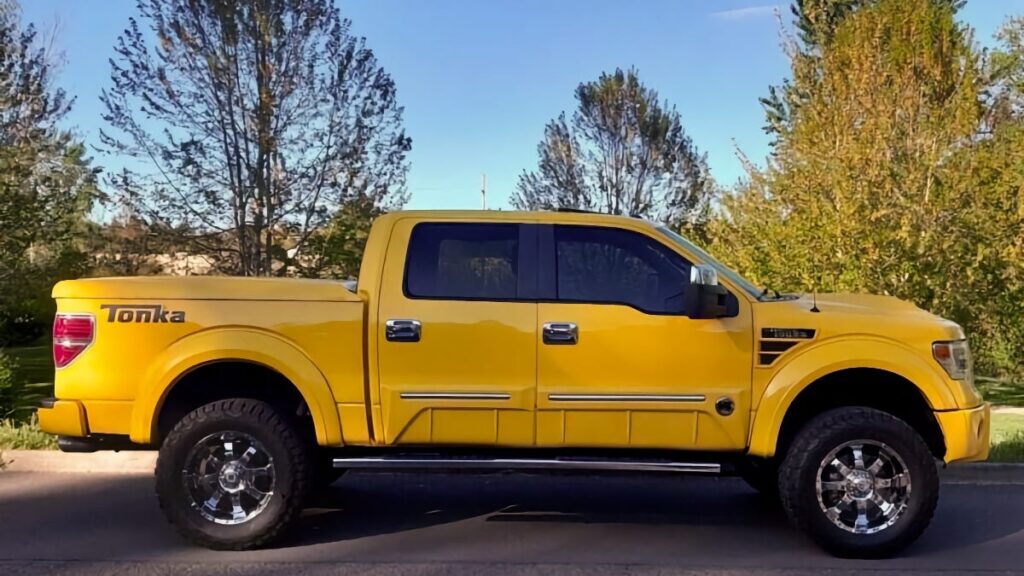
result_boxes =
[380,209,657,227]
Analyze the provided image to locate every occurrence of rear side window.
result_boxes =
[405,223,519,300]
[555,225,691,314]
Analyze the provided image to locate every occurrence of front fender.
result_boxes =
[748,336,957,458]
[129,327,342,446]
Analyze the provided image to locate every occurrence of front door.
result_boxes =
[535,224,753,450]
[377,218,538,446]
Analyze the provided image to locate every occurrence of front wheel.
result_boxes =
[778,407,939,558]
[155,399,312,550]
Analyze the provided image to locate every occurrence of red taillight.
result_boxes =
[53,314,95,368]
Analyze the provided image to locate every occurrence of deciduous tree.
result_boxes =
[512,68,713,235]
[101,0,411,277]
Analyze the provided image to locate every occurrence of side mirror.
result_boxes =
[683,264,729,319]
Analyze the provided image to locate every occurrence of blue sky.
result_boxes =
[20,0,1024,215]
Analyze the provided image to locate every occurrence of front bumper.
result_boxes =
[936,402,990,463]
[36,398,88,437]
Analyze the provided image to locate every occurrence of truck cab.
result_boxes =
[37,210,990,557]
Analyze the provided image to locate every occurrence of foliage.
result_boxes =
[101,0,411,277]
[762,0,965,137]
[0,414,56,450]
[708,0,1024,378]
[986,16,1024,127]
[511,68,715,237]
[0,1,100,345]
[0,349,48,421]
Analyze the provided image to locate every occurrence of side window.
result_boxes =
[405,223,519,300]
[555,225,691,314]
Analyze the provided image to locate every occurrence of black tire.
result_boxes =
[738,458,780,499]
[155,399,312,550]
[778,407,938,558]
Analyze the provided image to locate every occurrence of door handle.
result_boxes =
[543,322,578,345]
[386,319,421,342]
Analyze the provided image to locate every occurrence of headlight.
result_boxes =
[932,340,972,381]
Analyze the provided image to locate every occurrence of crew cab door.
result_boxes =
[535,224,753,450]
[376,219,538,446]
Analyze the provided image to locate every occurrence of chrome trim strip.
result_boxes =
[399,392,511,400]
[547,393,706,403]
[333,457,720,474]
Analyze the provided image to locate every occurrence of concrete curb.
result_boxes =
[941,463,1024,484]
[2,450,1024,483]
[0,449,156,474]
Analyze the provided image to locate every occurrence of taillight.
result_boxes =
[53,313,95,368]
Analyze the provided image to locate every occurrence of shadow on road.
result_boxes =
[0,470,1022,567]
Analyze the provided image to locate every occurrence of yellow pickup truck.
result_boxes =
[37,210,988,557]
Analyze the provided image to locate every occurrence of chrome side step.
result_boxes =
[332,455,721,474]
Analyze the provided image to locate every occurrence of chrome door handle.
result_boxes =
[543,322,578,345]
[386,319,421,342]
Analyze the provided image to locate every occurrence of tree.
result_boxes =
[511,68,713,234]
[0,1,99,345]
[986,16,1024,127]
[710,0,1024,377]
[761,0,965,137]
[101,0,411,277]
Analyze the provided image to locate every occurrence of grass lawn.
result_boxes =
[990,412,1024,462]
[976,377,1024,407]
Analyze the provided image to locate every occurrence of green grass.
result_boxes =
[5,343,53,386]
[989,412,1024,462]
[0,415,56,450]
[976,377,1024,407]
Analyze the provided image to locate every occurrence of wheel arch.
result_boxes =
[749,337,954,460]
[130,327,342,446]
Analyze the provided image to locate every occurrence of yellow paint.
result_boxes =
[37,400,87,437]
[38,210,988,465]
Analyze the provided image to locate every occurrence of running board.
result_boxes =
[332,455,721,474]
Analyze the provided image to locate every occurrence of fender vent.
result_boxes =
[759,328,815,366]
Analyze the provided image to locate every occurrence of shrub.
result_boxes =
[0,350,47,421]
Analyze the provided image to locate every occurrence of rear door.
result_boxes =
[376,218,538,446]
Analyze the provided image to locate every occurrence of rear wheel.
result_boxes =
[155,399,312,550]
[778,407,938,558]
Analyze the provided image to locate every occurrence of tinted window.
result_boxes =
[405,223,519,300]
[555,226,690,314]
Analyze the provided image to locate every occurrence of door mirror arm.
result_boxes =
[683,264,730,319]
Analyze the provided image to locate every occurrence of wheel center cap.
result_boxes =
[847,470,873,497]
[219,463,243,491]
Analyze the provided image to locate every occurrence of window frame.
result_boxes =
[539,223,702,316]
[401,221,540,303]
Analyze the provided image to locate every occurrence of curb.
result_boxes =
[0,449,156,474]
[2,449,1024,482]
[941,462,1024,485]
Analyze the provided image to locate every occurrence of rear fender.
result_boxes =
[130,327,342,446]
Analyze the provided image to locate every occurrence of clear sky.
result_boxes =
[20,0,1024,215]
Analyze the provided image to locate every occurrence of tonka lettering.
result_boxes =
[100,304,186,324]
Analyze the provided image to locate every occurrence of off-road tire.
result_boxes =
[155,399,312,550]
[778,407,938,558]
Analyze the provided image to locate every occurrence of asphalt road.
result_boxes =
[0,470,1022,575]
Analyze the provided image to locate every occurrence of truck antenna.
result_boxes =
[811,288,820,313]
[481,173,487,210]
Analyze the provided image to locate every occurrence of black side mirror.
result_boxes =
[683,264,729,319]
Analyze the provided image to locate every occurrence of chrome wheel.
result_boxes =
[182,431,276,525]
[816,439,911,535]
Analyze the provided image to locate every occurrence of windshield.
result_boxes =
[656,226,764,300]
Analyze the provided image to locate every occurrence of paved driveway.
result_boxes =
[0,470,1021,575]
